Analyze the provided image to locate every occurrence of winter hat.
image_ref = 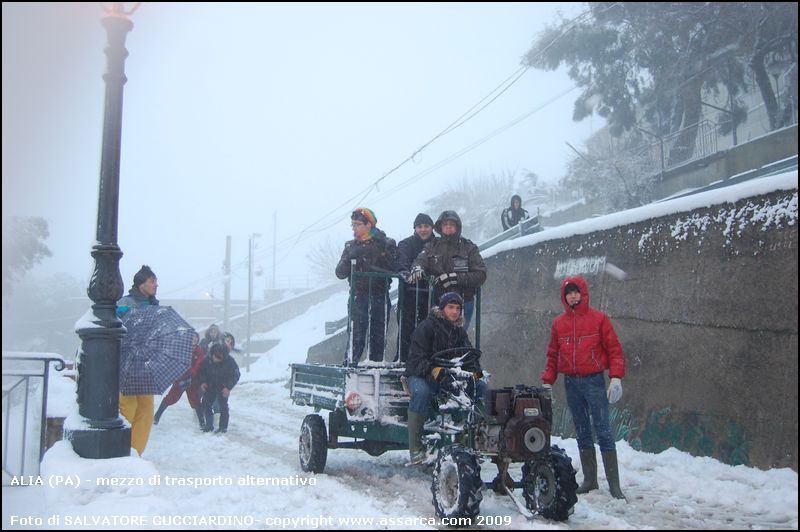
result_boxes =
[439,291,464,308]
[210,342,229,358]
[223,332,236,349]
[564,282,580,295]
[413,213,434,227]
[434,210,462,235]
[351,207,377,226]
[132,265,156,288]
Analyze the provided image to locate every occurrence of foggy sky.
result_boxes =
[2,2,601,300]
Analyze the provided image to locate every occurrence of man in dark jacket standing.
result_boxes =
[396,213,435,362]
[335,208,398,365]
[199,343,240,433]
[501,194,530,230]
[541,276,626,499]
[409,210,486,330]
[404,292,486,464]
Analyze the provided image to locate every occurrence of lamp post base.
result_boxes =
[65,423,131,459]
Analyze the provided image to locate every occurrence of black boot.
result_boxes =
[576,447,599,494]
[153,401,168,426]
[602,450,627,500]
[195,408,205,428]
[407,411,427,465]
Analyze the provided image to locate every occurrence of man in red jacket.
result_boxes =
[541,276,626,500]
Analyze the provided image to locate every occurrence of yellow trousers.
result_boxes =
[119,394,154,456]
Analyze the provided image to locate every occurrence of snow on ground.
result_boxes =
[5,175,800,529]
[4,290,797,530]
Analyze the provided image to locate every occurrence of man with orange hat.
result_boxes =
[335,208,398,365]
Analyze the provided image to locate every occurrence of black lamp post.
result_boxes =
[66,3,137,458]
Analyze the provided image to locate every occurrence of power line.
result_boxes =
[163,7,602,296]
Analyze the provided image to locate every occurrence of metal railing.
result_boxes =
[2,352,65,485]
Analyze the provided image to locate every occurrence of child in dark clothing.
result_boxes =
[198,343,240,433]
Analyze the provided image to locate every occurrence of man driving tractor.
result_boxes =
[404,291,487,465]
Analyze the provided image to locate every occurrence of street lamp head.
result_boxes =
[103,2,142,18]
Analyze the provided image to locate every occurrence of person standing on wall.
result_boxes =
[501,194,529,230]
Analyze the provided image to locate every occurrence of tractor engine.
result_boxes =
[476,386,553,461]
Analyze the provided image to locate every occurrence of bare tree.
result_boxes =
[305,236,344,284]
[424,170,523,242]
[2,216,51,298]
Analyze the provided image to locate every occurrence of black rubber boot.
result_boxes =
[153,402,168,426]
[602,450,627,500]
[576,447,599,494]
[407,410,427,465]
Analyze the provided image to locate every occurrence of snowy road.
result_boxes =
[137,378,798,530]
[5,293,797,530]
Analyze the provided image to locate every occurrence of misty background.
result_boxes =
[2,3,597,301]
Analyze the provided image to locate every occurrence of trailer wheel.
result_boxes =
[299,414,328,473]
[431,444,483,520]
[521,445,578,521]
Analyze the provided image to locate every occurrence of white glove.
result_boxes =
[541,383,552,398]
[435,272,458,288]
[407,265,425,283]
[607,378,623,404]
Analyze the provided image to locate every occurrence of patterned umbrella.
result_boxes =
[119,306,194,395]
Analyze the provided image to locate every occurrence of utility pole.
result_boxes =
[272,211,277,290]
[223,235,231,333]
[247,233,261,372]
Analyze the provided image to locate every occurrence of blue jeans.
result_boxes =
[565,372,615,452]
[463,300,475,331]
[408,375,487,414]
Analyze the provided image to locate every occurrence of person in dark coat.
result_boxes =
[198,343,240,433]
[116,264,159,455]
[501,194,530,230]
[409,210,486,330]
[335,207,398,365]
[153,331,205,428]
[541,276,626,499]
[404,292,486,464]
[395,212,435,363]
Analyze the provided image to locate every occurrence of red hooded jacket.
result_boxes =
[541,275,625,385]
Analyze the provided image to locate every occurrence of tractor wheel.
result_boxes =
[299,414,328,473]
[521,445,578,521]
[431,444,483,519]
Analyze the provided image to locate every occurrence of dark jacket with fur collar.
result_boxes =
[404,307,480,378]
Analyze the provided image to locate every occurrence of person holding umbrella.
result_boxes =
[117,265,160,455]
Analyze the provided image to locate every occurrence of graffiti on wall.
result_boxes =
[550,401,751,466]
[554,256,628,281]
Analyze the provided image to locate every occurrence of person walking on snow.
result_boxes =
[153,330,205,428]
[116,264,159,455]
[541,276,626,500]
[198,342,240,433]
